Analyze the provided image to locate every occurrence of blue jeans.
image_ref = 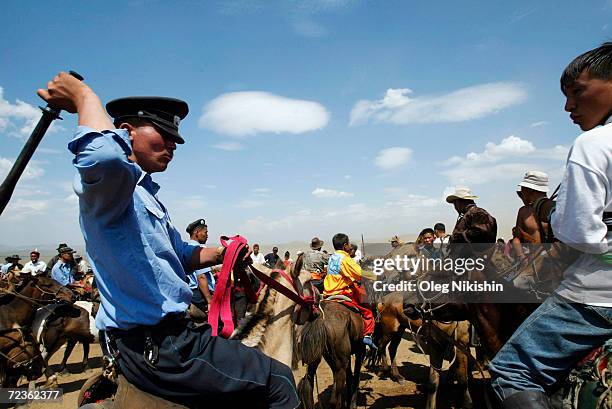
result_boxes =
[489,294,612,400]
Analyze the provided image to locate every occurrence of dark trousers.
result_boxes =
[111,319,299,408]
[191,288,208,313]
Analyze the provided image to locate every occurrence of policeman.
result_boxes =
[37,72,298,408]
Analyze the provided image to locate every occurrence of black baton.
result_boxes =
[0,71,84,216]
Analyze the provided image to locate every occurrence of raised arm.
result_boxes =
[37,72,113,131]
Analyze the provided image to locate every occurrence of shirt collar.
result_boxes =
[335,250,350,257]
[137,171,160,195]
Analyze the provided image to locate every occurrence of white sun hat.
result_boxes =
[446,186,479,203]
[518,170,549,193]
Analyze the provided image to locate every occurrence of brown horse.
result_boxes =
[373,291,473,409]
[0,275,74,387]
[35,301,96,380]
[298,293,366,409]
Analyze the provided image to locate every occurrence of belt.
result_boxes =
[603,212,612,231]
[108,312,188,338]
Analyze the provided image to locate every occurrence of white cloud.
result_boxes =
[236,199,264,208]
[212,141,244,151]
[312,188,354,198]
[349,83,527,126]
[443,135,535,166]
[199,92,330,137]
[0,157,44,181]
[203,184,217,189]
[439,135,569,185]
[292,19,328,37]
[441,162,535,185]
[374,147,412,170]
[2,198,49,221]
[530,121,547,128]
[0,87,42,138]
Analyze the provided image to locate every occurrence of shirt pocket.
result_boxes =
[143,203,174,255]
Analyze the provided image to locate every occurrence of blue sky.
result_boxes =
[0,0,611,248]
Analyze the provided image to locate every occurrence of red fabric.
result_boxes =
[338,291,374,337]
[208,235,248,338]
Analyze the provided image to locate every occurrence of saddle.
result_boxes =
[322,294,361,313]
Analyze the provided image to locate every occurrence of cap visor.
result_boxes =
[152,122,185,144]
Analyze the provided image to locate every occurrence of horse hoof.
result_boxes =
[397,378,407,386]
[61,368,70,375]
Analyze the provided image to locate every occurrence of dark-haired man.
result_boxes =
[265,246,281,268]
[489,43,612,408]
[186,219,214,319]
[324,233,376,349]
[37,72,297,408]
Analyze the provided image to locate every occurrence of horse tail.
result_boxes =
[300,314,326,365]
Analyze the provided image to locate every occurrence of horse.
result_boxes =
[0,275,74,387]
[78,254,309,409]
[372,291,473,409]
[34,300,97,379]
[297,286,367,409]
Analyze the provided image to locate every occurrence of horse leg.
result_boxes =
[348,347,365,409]
[298,359,320,409]
[59,339,77,374]
[389,328,405,384]
[425,349,443,409]
[81,340,91,371]
[330,366,347,409]
[451,322,473,409]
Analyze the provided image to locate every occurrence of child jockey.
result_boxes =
[324,233,376,349]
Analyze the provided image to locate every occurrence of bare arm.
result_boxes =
[37,72,113,131]
[197,274,213,304]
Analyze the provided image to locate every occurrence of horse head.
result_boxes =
[20,275,74,304]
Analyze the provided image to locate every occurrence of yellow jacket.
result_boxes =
[323,250,363,296]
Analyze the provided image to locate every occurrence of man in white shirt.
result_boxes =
[489,42,612,409]
[432,222,450,257]
[250,243,266,264]
[22,250,47,276]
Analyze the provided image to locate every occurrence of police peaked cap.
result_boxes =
[106,97,189,144]
[186,219,207,234]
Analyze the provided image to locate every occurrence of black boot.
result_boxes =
[502,390,553,409]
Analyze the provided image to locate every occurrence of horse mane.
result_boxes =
[232,271,280,347]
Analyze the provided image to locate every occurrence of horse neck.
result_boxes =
[234,272,297,367]
[0,284,39,328]
[258,285,296,367]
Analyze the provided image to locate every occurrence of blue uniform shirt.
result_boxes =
[186,240,215,292]
[68,127,198,330]
[51,260,74,286]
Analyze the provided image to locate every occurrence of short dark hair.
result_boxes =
[419,228,435,237]
[561,42,612,95]
[433,223,445,232]
[332,233,349,250]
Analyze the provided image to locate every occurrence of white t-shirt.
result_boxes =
[250,252,266,264]
[22,260,47,275]
[553,117,612,306]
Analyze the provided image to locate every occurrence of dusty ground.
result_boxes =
[20,337,490,408]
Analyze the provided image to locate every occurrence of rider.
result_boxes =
[303,236,329,292]
[38,73,298,408]
[446,186,497,259]
[489,42,612,408]
[185,218,214,319]
[323,233,377,349]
